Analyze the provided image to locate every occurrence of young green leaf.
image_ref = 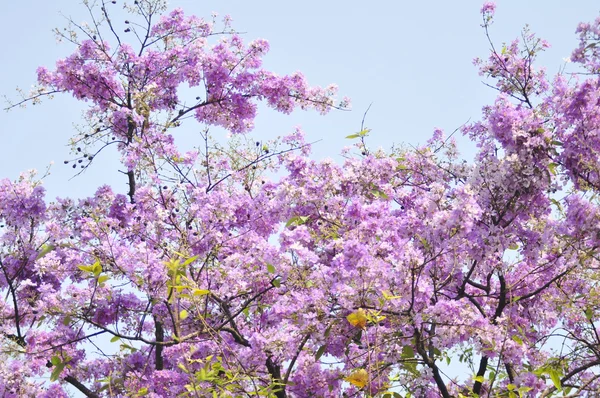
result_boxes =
[549,369,562,390]
[36,244,55,260]
[50,363,65,382]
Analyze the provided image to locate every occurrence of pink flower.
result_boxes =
[481,1,496,15]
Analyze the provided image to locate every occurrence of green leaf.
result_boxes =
[548,162,558,176]
[137,387,149,396]
[77,264,94,273]
[549,369,562,390]
[512,335,523,345]
[267,263,276,274]
[180,310,189,320]
[550,198,563,211]
[474,375,485,383]
[50,355,61,366]
[518,386,533,395]
[585,307,594,321]
[110,336,120,343]
[371,189,389,200]
[403,361,419,375]
[507,383,516,391]
[346,128,371,139]
[36,244,55,260]
[120,343,138,352]
[193,289,210,296]
[97,274,110,284]
[181,255,199,267]
[178,363,189,373]
[50,363,65,382]
[285,215,309,228]
[401,345,414,359]
[92,260,102,277]
[315,345,327,361]
[272,278,281,288]
[508,242,519,250]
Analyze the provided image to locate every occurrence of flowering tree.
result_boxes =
[3,0,600,397]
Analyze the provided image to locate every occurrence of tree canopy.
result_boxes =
[2,1,600,397]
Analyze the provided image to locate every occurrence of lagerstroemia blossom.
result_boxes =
[3,1,600,397]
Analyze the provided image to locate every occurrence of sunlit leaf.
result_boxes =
[178,363,189,373]
[345,128,370,139]
[549,369,562,390]
[382,290,402,300]
[77,264,94,273]
[345,368,369,388]
[181,255,199,267]
[346,308,367,329]
[180,310,189,320]
[92,260,102,277]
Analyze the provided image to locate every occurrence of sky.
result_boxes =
[1,0,599,202]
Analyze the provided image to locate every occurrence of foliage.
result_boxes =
[3,0,600,397]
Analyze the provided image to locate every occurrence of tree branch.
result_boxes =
[64,375,100,398]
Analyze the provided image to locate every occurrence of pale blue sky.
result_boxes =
[1,1,598,200]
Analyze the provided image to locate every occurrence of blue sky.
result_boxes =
[1,0,598,200]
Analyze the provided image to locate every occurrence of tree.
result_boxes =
[3,0,600,396]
